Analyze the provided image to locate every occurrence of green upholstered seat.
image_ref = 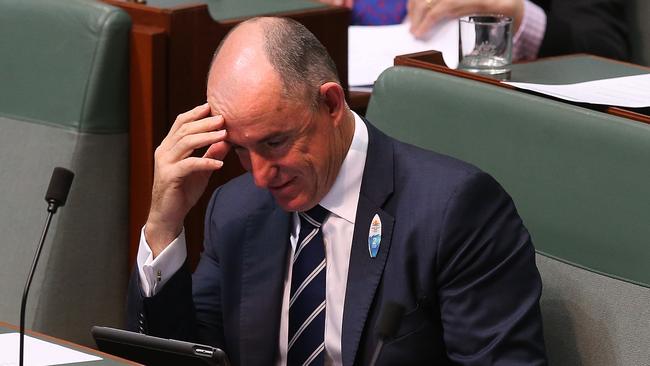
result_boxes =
[0,0,131,346]
[366,66,650,365]
[143,0,327,21]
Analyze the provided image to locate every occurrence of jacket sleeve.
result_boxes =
[125,187,226,349]
[435,171,548,365]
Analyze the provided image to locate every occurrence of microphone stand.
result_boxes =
[19,202,58,366]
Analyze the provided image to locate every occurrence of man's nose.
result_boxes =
[250,153,276,188]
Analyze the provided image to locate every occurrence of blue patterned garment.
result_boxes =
[352,0,408,25]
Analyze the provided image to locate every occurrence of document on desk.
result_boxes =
[0,333,101,366]
[348,20,459,88]
[505,74,650,108]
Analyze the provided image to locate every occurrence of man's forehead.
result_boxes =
[206,67,285,129]
[223,114,292,147]
[206,78,284,121]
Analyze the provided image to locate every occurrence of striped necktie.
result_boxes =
[288,205,330,366]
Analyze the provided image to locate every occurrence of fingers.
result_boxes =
[409,0,448,39]
[322,0,353,7]
[409,0,503,39]
[174,156,224,177]
[160,112,226,160]
[204,140,231,161]
[317,0,346,6]
[407,0,426,31]
[167,129,227,162]
[163,113,225,148]
[412,7,445,39]
[168,102,211,136]
[505,0,525,31]
[152,105,229,197]
[157,104,228,167]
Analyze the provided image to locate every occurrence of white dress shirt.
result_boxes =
[137,112,369,366]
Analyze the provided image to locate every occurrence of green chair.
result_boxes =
[366,66,650,365]
[0,0,131,346]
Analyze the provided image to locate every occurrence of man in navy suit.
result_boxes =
[128,16,547,365]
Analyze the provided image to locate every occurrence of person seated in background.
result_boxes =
[128,16,547,365]
[321,0,630,62]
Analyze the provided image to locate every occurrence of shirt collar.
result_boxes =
[319,112,368,224]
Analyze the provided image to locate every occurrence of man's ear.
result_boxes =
[319,82,346,122]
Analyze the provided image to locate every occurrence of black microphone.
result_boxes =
[369,302,405,366]
[19,167,74,366]
[45,167,74,213]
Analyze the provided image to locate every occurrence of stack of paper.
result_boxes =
[0,333,101,366]
[505,74,650,108]
[348,20,459,88]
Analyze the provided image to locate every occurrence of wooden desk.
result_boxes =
[102,0,350,268]
[393,51,650,124]
[0,322,140,365]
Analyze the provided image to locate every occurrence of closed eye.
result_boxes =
[265,136,288,148]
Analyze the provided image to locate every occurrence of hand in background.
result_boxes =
[318,0,354,8]
[408,0,524,39]
[145,103,230,257]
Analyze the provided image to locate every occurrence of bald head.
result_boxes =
[208,19,276,105]
[209,17,340,109]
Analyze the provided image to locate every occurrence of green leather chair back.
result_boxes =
[144,0,327,21]
[366,66,650,365]
[0,0,131,346]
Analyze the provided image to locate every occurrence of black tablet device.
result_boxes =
[91,326,230,366]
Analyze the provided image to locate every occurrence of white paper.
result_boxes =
[0,333,101,366]
[348,20,459,87]
[505,74,650,108]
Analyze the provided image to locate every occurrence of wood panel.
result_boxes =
[395,51,650,124]
[127,25,167,266]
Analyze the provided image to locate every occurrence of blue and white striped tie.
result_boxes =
[288,205,329,366]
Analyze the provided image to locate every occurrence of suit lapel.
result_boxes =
[342,121,395,366]
[239,203,291,366]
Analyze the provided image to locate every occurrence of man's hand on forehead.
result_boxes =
[145,102,231,256]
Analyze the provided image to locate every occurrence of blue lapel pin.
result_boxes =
[368,214,382,258]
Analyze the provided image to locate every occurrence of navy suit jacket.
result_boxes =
[128,121,547,365]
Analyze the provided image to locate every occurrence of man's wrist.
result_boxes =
[138,226,187,296]
[144,220,183,258]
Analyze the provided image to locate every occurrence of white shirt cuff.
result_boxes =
[136,226,187,297]
[512,0,547,61]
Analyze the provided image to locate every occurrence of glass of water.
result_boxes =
[458,14,513,79]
